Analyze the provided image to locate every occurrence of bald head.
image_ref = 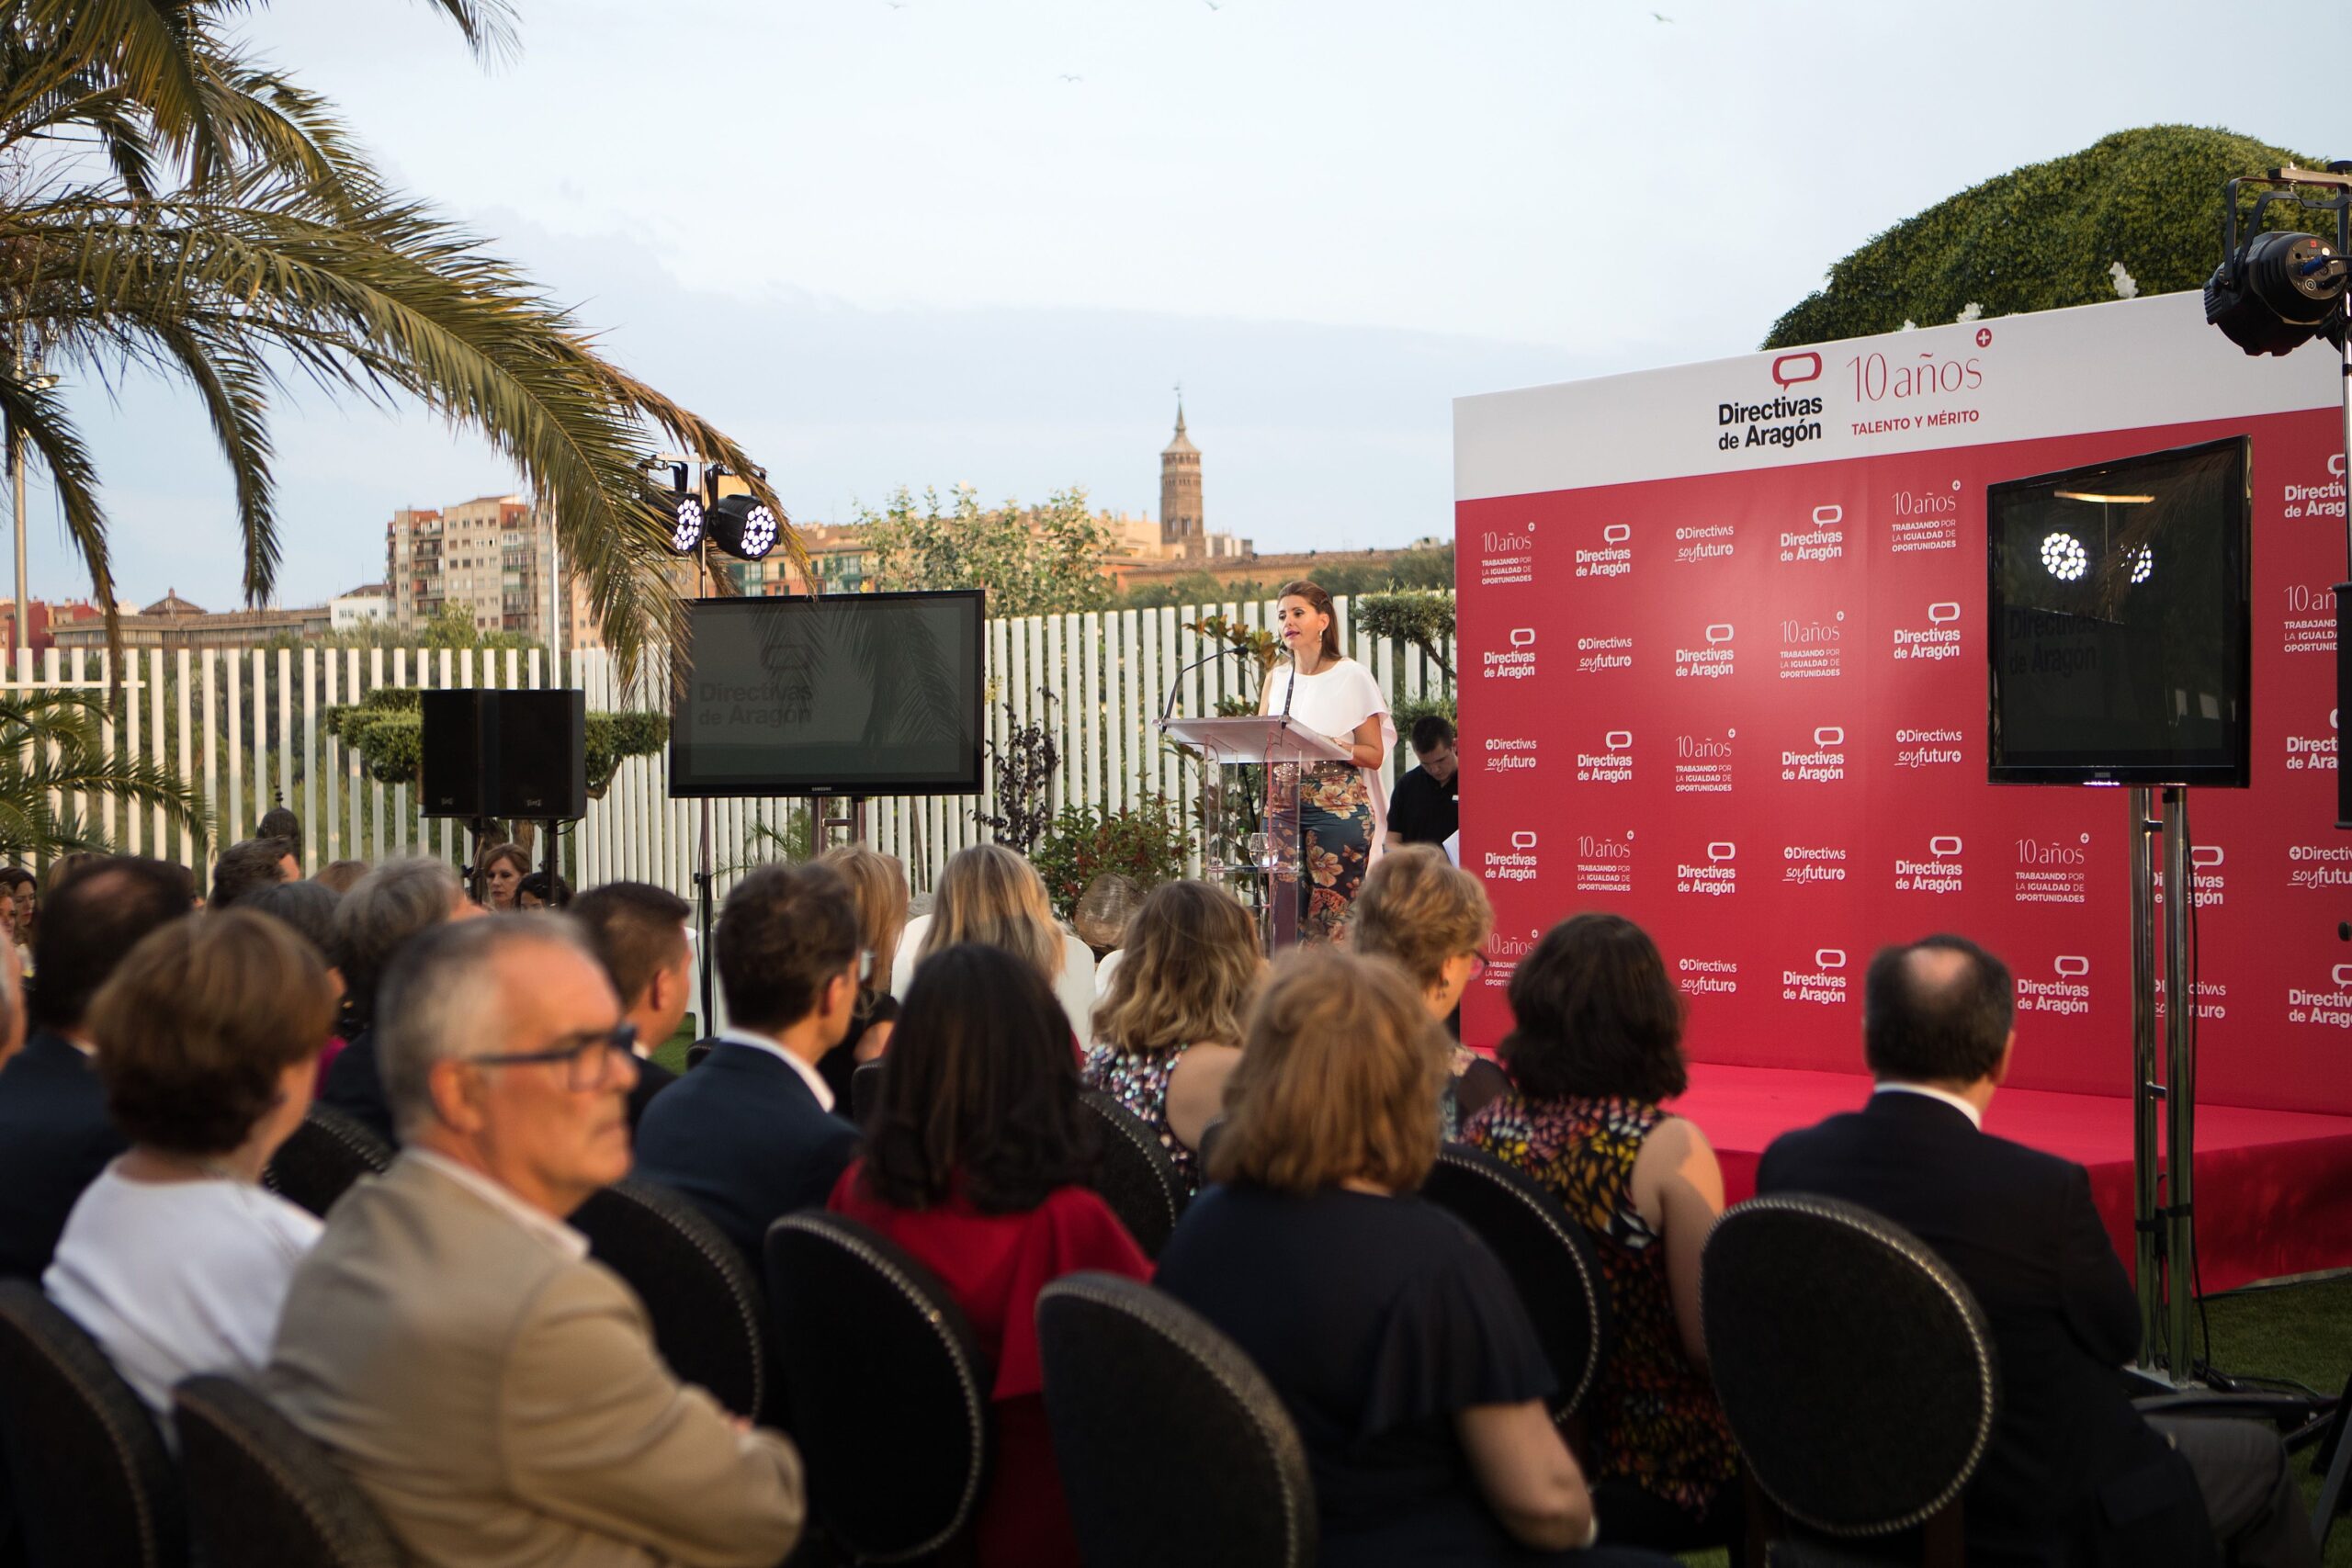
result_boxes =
[1862,934,2014,1087]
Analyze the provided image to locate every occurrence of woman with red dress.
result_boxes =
[829,942,1151,1568]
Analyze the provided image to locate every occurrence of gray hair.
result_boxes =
[333,857,462,1013]
[377,914,593,1141]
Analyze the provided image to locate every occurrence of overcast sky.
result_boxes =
[40,0,2352,610]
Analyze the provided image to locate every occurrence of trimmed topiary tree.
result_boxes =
[1765,126,2320,349]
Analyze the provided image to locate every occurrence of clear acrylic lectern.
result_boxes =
[1160,715,1351,953]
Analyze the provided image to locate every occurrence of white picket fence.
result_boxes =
[0,593,1454,902]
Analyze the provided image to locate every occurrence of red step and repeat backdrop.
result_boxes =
[1453,294,2352,1116]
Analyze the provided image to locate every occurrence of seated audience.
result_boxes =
[477,840,531,912]
[1462,913,1737,1554]
[893,843,1096,1045]
[45,912,334,1427]
[1385,713,1461,848]
[635,863,862,1260]
[0,929,22,1073]
[317,858,478,1143]
[516,870,572,909]
[814,843,909,1106]
[831,942,1151,1567]
[1158,949,1654,1566]
[266,916,806,1568]
[0,865,34,950]
[316,858,370,896]
[209,835,299,908]
[1758,935,2314,1568]
[257,806,302,868]
[1351,844,1510,1133]
[1081,879,1259,1189]
[569,880,692,1127]
[241,879,351,1087]
[0,856,194,1278]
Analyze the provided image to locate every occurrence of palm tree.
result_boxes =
[0,687,207,861]
[0,0,802,677]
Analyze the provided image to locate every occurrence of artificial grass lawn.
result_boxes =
[1675,1271,2352,1566]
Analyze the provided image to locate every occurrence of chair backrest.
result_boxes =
[765,1212,990,1563]
[172,1374,401,1568]
[1419,1143,1611,1423]
[0,1281,185,1568]
[263,1104,393,1220]
[570,1179,770,1424]
[1702,1194,1999,1540]
[1079,1089,1187,1258]
[1037,1273,1316,1568]
[849,1059,885,1127]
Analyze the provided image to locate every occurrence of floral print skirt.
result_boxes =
[1271,761,1373,945]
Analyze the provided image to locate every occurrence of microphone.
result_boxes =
[1281,645,1296,718]
[1158,649,1237,729]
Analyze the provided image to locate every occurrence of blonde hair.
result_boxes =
[1351,845,1493,993]
[918,843,1064,987]
[1208,948,1448,1195]
[820,844,910,989]
[1091,880,1261,1055]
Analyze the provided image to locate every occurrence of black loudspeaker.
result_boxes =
[419,690,487,817]
[418,689,587,821]
[490,690,587,821]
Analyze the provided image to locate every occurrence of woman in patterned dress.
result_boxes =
[1351,844,1511,1137]
[1259,580,1396,944]
[1082,880,1261,1190]
[1461,913,1741,1559]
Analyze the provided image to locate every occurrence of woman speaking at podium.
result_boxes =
[1260,580,1396,944]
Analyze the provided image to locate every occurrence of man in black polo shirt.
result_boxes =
[1386,715,1460,848]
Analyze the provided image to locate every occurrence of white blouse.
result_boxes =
[1260,658,1399,846]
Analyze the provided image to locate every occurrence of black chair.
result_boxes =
[571,1179,771,1425]
[1037,1273,1316,1568]
[1079,1090,1187,1257]
[765,1212,990,1563]
[0,1281,184,1567]
[173,1374,400,1568]
[849,1059,886,1127]
[1702,1194,1998,1567]
[1419,1143,1611,1429]
[263,1103,392,1220]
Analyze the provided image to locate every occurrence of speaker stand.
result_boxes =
[2127,785,2197,1382]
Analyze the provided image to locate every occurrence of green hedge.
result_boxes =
[1765,125,2317,349]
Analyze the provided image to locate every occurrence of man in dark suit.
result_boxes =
[567,881,692,1129]
[632,863,861,1262]
[0,857,195,1278]
[1758,935,2313,1568]
[1385,714,1460,848]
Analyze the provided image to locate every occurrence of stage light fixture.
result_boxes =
[2206,230,2347,355]
[2041,531,2087,581]
[707,493,779,561]
[2130,544,2154,585]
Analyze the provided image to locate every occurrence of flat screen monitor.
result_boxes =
[669,591,985,797]
[1986,436,2251,787]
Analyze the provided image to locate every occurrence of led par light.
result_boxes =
[708,493,780,561]
[2206,230,2348,355]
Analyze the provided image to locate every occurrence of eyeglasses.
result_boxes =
[1464,953,1489,982]
[467,1022,639,1091]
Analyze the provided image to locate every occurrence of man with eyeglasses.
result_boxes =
[633,863,864,1266]
[266,916,805,1568]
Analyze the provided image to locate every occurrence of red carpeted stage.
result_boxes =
[1669,1064,2352,1292]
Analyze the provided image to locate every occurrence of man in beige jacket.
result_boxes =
[267,915,804,1568]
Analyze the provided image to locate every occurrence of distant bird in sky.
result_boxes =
[1204,1,1224,9]
[1652,10,1674,19]
[1058,73,1083,83]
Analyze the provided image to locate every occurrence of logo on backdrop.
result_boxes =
[1477,518,1537,589]
[2154,846,2226,910]
[1782,945,1849,1007]
[1577,729,1634,785]
[1483,626,1538,683]
[1778,610,1845,681]
[2289,967,2352,1027]
[1781,843,1848,886]
[2287,836,2352,891]
[2015,833,2090,906]
[1674,622,1736,681]
[1888,482,1962,554]
[2017,957,2090,1017]
[2283,703,2335,770]
[1714,355,1825,453]
[2280,453,2346,522]
[1672,729,1733,794]
[1483,830,1539,886]
[1676,840,1736,897]
[1782,724,1847,783]
[1678,955,1739,996]
[1575,522,1632,580]
[1574,829,1634,896]
[1894,723,1965,770]
[1674,521,1736,566]
[1576,632,1634,674]
[1781,503,1845,564]
[2280,582,2336,661]
[1891,600,1963,662]
[1894,835,1965,896]
[1482,736,1539,777]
